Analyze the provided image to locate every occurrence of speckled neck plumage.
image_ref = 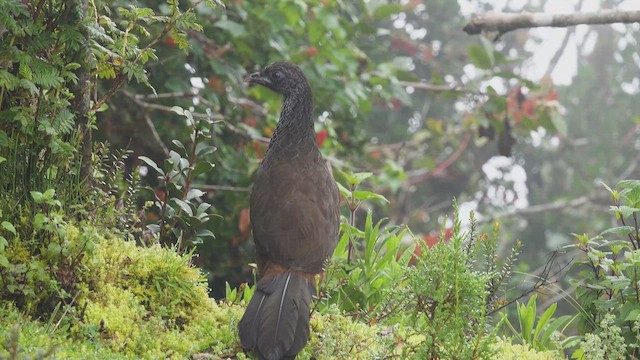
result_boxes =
[266,83,315,157]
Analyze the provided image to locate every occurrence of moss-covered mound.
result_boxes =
[0,222,561,359]
[0,223,392,359]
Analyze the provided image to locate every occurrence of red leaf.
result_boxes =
[316,129,328,147]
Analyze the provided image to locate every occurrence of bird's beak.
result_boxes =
[245,72,270,87]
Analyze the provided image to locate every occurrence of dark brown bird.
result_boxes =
[238,62,340,360]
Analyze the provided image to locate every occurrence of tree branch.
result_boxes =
[195,184,250,192]
[121,90,270,145]
[405,133,472,186]
[463,10,640,36]
[397,80,498,97]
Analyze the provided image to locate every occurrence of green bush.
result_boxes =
[320,172,411,321]
[391,205,519,359]
[566,180,640,359]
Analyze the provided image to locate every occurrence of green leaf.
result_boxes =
[1,221,16,236]
[624,309,640,322]
[333,231,350,259]
[533,302,556,345]
[197,202,211,215]
[352,190,389,203]
[541,315,572,345]
[519,294,537,343]
[363,211,374,264]
[371,4,403,19]
[336,182,352,199]
[469,45,492,70]
[171,106,185,115]
[196,229,216,239]
[615,179,640,190]
[0,130,8,147]
[0,255,9,268]
[214,20,247,37]
[172,198,193,216]
[599,226,635,237]
[342,172,373,185]
[550,113,568,137]
[34,213,47,228]
[138,156,164,176]
[195,142,217,157]
[43,189,55,199]
[186,189,205,200]
[31,191,44,203]
[192,161,214,177]
[0,236,7,252]
[47,242,62,258]
[613,205,640,218]
[172,139,187,156]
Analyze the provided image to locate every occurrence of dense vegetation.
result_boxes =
[1,0,639,359]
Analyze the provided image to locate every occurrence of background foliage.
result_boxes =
[2,0,640,358]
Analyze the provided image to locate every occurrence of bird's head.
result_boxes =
[245,62,310,98]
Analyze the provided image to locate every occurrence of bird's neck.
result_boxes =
[267,91,316,155]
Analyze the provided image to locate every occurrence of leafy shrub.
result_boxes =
[576,313,630,360]
[566,180,640,359]
[318,171,411,321]
[138,107,217,251]
[393,204,519,359]
[0,190,97,315]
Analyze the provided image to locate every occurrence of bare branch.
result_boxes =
[405,133,472,186]
[487,251,571,315]
[121,90,270,145]
[463,10,640,36]
[397,80,498,97]
[142,111,170,157]
[544,27,575,77]
[195,184,251,192]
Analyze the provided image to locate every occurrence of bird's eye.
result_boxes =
[273,71,284,80]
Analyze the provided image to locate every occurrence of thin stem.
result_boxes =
[159,174,170,244]
[632,212,639,250]
[347,183,357,264]
[620,215,638,250]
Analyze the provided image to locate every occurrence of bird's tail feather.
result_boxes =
[238,271,314,360]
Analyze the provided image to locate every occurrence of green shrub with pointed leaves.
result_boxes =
[566,180,640,359]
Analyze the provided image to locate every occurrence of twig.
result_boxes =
[134,91,198,100]
[194,184,251,192]
[92,73,127,112]
[405,132,472,186]
[488,252,571,315]
[397,80,498,97]
[142,111,170,156]
[543,28,575,77]
[543,0,583,77]
[127,96,224,120]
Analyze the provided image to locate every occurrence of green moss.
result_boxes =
[73,226,242,358]
[0,303,123,359]
[299,306,393,359]
[2,220,562,359]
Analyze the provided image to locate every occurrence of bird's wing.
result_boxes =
[250,156,339,274]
